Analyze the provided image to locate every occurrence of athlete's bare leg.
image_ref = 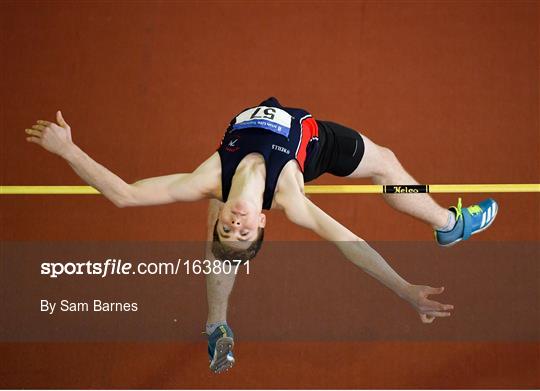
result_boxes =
[204,199,237,324]
[206,269,236,324]
[348,134,450,229]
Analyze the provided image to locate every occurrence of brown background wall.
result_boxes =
[1,0,538,388]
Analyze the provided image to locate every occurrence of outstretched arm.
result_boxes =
[280,192,454,323]
[25,111,219,207]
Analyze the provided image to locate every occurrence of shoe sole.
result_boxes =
[439,202,498,247]
[209,337,234,373]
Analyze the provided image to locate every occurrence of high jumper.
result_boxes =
[25,96,497,373]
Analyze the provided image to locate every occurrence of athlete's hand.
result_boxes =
[403,285,454,324]
[25,111,74,157]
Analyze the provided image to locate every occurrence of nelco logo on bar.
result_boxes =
[392,186,419,193]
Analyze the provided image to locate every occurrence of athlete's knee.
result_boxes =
[381,146,398,162]
[377,146,400,176]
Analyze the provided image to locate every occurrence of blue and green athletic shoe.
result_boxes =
[207,324,235,373]
[435,198,498,246]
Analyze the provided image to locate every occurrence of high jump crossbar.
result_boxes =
[1,184,539,195]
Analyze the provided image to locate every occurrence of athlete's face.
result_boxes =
[218,200,266,244]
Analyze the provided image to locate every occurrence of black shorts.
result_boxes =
[303,120,365,182]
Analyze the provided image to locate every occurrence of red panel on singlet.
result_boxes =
[295,117,319,171]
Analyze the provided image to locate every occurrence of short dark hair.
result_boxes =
[211,219,264,264]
